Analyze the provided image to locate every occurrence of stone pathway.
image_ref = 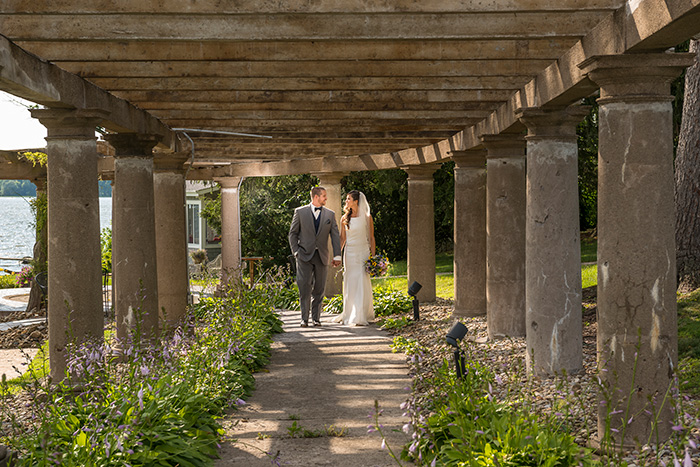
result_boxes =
[215,310,411,467]
[0,348,39,379]
[0,287,29,313]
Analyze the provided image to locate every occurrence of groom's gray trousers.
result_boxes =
[296,250,327,323]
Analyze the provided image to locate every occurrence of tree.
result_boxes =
[577,99,598,231]
[675,39,700,292]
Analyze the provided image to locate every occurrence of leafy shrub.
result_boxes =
[379,315,412,330]
[324,295,343,314]
[190,249,208,265]
[397,349,595,466]
[1,286,283,466]
[100,227,112,274]
[323,287,412,317]
[0,274,19,289]
[373,286,412,317]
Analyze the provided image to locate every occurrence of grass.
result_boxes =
[581,236,597,263]
[375,268,595,301]
[387,252,454,276]
[678,289,700,395]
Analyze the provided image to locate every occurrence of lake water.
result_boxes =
[0,196,112,273]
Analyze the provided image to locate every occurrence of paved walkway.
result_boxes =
[215,309,411,467]
[0,287,29,313]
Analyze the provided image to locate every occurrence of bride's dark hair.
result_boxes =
[341,190,361,228]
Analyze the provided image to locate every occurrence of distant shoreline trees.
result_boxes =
[0,179,113,197]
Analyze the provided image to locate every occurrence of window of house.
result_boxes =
[187,203,200,245]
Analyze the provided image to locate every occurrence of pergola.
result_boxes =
[1,0,700,445]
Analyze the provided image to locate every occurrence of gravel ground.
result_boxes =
[381,291,700,466]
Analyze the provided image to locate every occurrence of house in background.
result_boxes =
[185,181,221,262]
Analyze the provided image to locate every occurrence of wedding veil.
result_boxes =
[358,191,371,219]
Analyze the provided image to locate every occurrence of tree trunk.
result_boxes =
[25,241,45,314]
[25,186,48,314]
[676,39,700,293]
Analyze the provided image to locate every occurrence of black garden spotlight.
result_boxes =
[407,281,422,320]
[446,322,468,379]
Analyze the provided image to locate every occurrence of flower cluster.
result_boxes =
[15,265,33,287]
[365,254,390,277]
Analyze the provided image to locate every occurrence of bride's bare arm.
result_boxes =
[369,216,376,256]
[341,224,347,250]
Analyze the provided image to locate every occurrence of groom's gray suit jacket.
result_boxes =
[288,204,341,265]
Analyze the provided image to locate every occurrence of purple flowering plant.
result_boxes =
[0,281,284,466]
[15,265,33,287]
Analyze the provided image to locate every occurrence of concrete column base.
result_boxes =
[217,177,243,287]
[518,106,590,376]
[31,108,107,382]
[580,52,694,444]
[404,165,439,302]
[106,133,160,349]
[452,150,487,317]
[154,154,189,330]
[482,135,526,339]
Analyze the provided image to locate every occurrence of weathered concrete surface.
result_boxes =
[154,158,189,329]
[405,165,438,302]
[31,108,105,382]
[218,177,243,284]
[0,36,172,145]
[452,149,487,317]
[580,53,695,444]
[316,173,345,298]
[483,135,526,339]
[215,310,410,467]
[108,134,160,345]
[519,106,588,376]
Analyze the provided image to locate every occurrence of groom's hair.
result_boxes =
[310,186,326,199]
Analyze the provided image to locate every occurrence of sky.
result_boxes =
[0,91,47,150]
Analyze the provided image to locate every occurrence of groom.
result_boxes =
[288,186,342,327]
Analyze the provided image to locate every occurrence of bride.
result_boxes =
[333,190,376,326]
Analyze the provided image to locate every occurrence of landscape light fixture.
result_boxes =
[446,322,468,379]
[407,281,422,321]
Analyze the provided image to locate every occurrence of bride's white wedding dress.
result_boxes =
[335,214,374,325]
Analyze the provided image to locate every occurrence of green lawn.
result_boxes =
[381,239,599,298]
[581,236,598,263]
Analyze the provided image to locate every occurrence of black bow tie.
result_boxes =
[314,206,322,212]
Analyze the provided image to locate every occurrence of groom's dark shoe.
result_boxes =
[301,321,309,327]
[313,320,322,327]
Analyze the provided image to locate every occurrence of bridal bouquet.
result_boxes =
[365,254,390,277]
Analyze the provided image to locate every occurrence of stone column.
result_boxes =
[315,172,346,298]
[451,149,487,317]
[31,108,106,382]
[579,53,694,444]
[482,135,526,338]
[404,165,439,302]
[105,134,160,348]
[154,154,189,329]
[518,106,590,376]
[217,176,243,285]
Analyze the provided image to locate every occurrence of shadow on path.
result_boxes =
[215,310,411,467]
